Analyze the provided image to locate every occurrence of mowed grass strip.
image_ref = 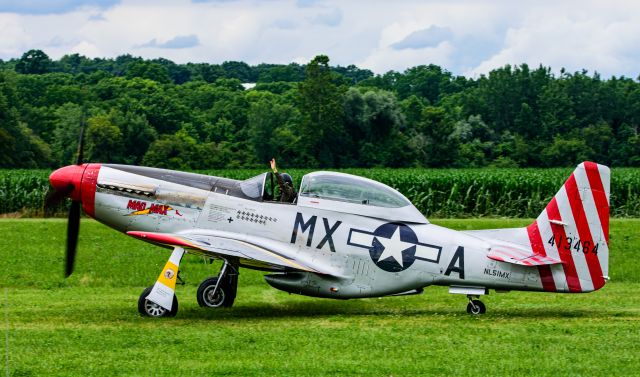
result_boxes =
[1,219,638,376]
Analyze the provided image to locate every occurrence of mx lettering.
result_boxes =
[290,212,341,252]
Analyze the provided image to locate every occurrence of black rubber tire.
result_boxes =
[197,277,235,308]
[137,286,178,317]
[466,299,486,315]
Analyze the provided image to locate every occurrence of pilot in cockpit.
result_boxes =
[270,158,297,203]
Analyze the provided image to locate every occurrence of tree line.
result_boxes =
[1,49,639,169]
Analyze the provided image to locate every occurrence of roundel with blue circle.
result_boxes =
[368,222,419,272]
[347,222,442,273]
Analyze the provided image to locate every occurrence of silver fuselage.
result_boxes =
[90,164,550,299]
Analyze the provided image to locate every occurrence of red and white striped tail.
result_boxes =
[526,162,610,293]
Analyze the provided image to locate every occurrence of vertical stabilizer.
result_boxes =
[526,162,610,292]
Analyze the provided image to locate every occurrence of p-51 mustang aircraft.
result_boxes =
[47,152,610,317]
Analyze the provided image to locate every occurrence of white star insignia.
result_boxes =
[375,226,415,267]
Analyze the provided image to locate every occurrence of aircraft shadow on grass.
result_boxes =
[172,303,627,321]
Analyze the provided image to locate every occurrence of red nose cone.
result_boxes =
[49,165,86,201]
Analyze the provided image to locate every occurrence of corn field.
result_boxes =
[2,168,639,218]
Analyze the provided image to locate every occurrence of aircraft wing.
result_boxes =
[127,230,337,275]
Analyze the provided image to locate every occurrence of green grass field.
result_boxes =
[1,219,639,376]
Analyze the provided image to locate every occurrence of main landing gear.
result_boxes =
[466,295,486,315]
[137,249,239,317]
[196,260,238,308]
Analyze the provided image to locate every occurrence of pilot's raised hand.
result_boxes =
[270,158,277,173]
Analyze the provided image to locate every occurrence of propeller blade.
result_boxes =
[76,112,86,165]
[59,109,86,276]
[65,200,81,277]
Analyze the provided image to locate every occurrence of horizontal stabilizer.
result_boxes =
[488,245,562,266]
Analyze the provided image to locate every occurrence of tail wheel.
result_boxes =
[137,286,178,317]
[197,277,236,308]
[466,299,486,315]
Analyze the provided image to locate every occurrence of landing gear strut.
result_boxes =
[138,247,185,317]
[466,295,486,315]
[197,259,239,308]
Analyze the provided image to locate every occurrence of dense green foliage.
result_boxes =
[2,50,640,169]
[1,219,638,376]
[2,168,639,217]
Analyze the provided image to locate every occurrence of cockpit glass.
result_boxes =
[239,173,266,199]
[299,173,410,208]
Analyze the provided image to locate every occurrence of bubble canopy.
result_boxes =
[238,171,427,223]
[298,171,428,224]
[299,172,411,208]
